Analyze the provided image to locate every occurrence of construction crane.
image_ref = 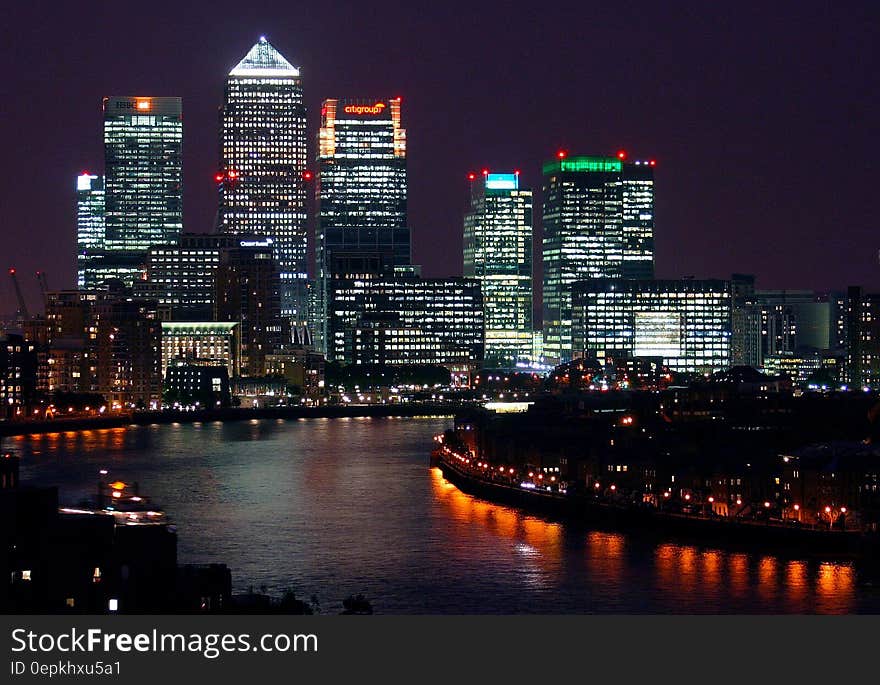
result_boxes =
[35,270,49,301]
[8,268,30,321]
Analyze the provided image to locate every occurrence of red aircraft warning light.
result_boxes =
[557,150,567,159]
[214,173,224,183]
[617,150,627,160]
[303,170,314,181]
[227,169,239,179]
[481,168,489,176]
[467,172,477,181]
[650,159,657,166]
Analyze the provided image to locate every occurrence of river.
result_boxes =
[5,416,880,613]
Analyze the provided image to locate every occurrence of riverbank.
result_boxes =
[434,448,871,560]
[0,403,457,437]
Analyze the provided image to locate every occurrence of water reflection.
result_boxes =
[2,422,872,614]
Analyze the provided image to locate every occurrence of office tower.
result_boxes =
[464,171,533,367]
[76,173,105,289]
[218,36,308,324]
[570,278,731,374]
[214,243,285,377]
[326,253,483,374]
[542,153,655,364]
[315,97,407,352]
[135,233,257,321]
[102,96,183,285]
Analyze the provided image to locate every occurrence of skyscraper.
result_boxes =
[218,37,308,325]
[464,171,533,367]
[75,172,105,289]
[315,97,408,352]
[102,96,183,285]
[542,153,655,364]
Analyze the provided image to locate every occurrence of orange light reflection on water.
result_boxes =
[430,467,563,581]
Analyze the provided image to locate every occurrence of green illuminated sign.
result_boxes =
[542,157,622,175]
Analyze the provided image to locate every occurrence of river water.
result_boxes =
[5,416,880,614]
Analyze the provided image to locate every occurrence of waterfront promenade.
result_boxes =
[0,403,456,437]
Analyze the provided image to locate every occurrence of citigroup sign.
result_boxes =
[343,102,386,115]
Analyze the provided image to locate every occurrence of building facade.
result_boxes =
[542,154,655,364]
[135,233,255,321]
[464,171,533,367]
[571,278,731,374]
[76,173,105,289]
[101,96,183,286]
[844,286,880,389]
[160,322,239,380]
[163,364,231,409]
[90,297,162,409]
[43,290,162,407]
[214,244,285,377]
[315,97,408,352]
[326,254,483,373]
[218,37,309,325]
[0,333,37,419]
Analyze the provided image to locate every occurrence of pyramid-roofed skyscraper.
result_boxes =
[218,37,308,325]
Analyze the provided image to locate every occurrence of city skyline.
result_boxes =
[1,3,878,317]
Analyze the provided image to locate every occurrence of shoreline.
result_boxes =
[0,403,457,438]
[433,449,871,561]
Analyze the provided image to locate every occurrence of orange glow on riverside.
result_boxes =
[784,561,808,607]
[757,557,779,602]
[815,563,855,613]
[430,468,563,573]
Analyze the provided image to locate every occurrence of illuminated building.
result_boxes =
[90,296,163,409]
[101,96,183,286]
[844,286,880,389]
[326,253,483,373]
[44,289,162,406]
[464,171,533,367]
[542,153,655,363]
[570,278,731,374]
[265,345,325,398]
[135,233,255,321]
[44,290,101,394]
[754,291,832,357]
[315,97,407,352]
[160,321,239,379]
[213,243,285,377]
[730,274,760,367]
[0,333,37,419]
[76,173,105,289]
[347,313,440,367]
[218,37,309,324]
[163,364,231,409]
[761,352,840,386]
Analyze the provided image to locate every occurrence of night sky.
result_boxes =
[1,1,877,316]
